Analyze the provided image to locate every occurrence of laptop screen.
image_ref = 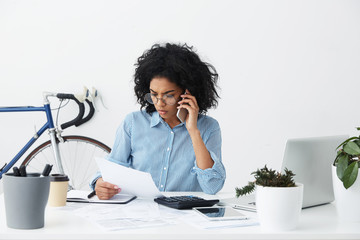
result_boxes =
[281,135,348,208]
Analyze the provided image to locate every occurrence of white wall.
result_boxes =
[1,0,360,193]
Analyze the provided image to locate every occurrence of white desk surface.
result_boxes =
[1,192,360,240]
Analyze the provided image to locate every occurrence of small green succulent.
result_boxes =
[235,165,296,197]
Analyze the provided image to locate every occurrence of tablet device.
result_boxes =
[193,207,248,221]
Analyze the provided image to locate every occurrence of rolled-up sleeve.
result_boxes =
[191,125,226,194]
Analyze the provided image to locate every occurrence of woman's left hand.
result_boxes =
[177,90,199,133]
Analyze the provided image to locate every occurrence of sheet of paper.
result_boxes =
[95,157,164,199]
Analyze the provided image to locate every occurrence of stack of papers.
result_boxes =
[60,157,260,231]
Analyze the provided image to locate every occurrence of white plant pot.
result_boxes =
[256,183,303,231]
[332,165,360,222]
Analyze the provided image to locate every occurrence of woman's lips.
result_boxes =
[158,110,167,115]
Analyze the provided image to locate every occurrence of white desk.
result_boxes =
[1,192,360,240]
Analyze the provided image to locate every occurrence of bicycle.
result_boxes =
[0,88,111,190]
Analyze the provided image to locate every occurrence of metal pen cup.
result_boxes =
[3,173,50,229]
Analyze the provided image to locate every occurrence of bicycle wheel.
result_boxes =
[21,135,111,191]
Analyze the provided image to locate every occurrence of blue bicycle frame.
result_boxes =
[0,95,64,179]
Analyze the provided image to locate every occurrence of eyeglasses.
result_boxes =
[145,93,177,105]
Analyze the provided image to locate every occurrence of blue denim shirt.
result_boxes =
[91,111,226,194]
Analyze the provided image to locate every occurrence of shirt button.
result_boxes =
[161,185,164,188]
[167,147,170,151]
[164,167,167,170]
[171,132,174,134]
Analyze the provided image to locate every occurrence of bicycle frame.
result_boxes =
[0,94,64,179]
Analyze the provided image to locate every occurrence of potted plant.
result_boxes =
[236,165,303,231]
[333,129,360,222]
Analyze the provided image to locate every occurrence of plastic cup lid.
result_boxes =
[50,174,69,182]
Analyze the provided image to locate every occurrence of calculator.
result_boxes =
[154,196,219,209]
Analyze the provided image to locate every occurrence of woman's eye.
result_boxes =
[150,93,157,97]
[164,94,174,98]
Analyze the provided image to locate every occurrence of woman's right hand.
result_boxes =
[94,177,121,200]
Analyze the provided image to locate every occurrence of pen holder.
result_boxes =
[48,174,69,207]
[3,173,50,229]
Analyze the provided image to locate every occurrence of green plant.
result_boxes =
[235,165,296,197]
[334,128,360,189]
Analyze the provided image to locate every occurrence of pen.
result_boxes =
[42,164,53,176]
[13,167,21,176]
[19,165,27,177]
[88,190,96,199]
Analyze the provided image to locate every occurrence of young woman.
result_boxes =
[92,43,226,199]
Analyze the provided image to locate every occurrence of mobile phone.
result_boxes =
[176,91,188,123]
[193,207,248,221]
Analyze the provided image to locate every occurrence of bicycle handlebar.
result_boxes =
[56,93,95,129]
[75,99,95,127]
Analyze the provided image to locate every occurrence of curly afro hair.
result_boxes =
[134,43,220,114]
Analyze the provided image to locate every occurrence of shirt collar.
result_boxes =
[150,111,162,128]
[150,111,187,128]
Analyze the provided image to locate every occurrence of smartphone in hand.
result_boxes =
[176,91,188,122]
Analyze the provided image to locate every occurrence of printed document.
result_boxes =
[95,157,164,199]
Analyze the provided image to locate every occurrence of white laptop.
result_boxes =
[220,135,348,212]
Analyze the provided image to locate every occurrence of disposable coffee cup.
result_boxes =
[3,173,50,229]
[48,174,69,207]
